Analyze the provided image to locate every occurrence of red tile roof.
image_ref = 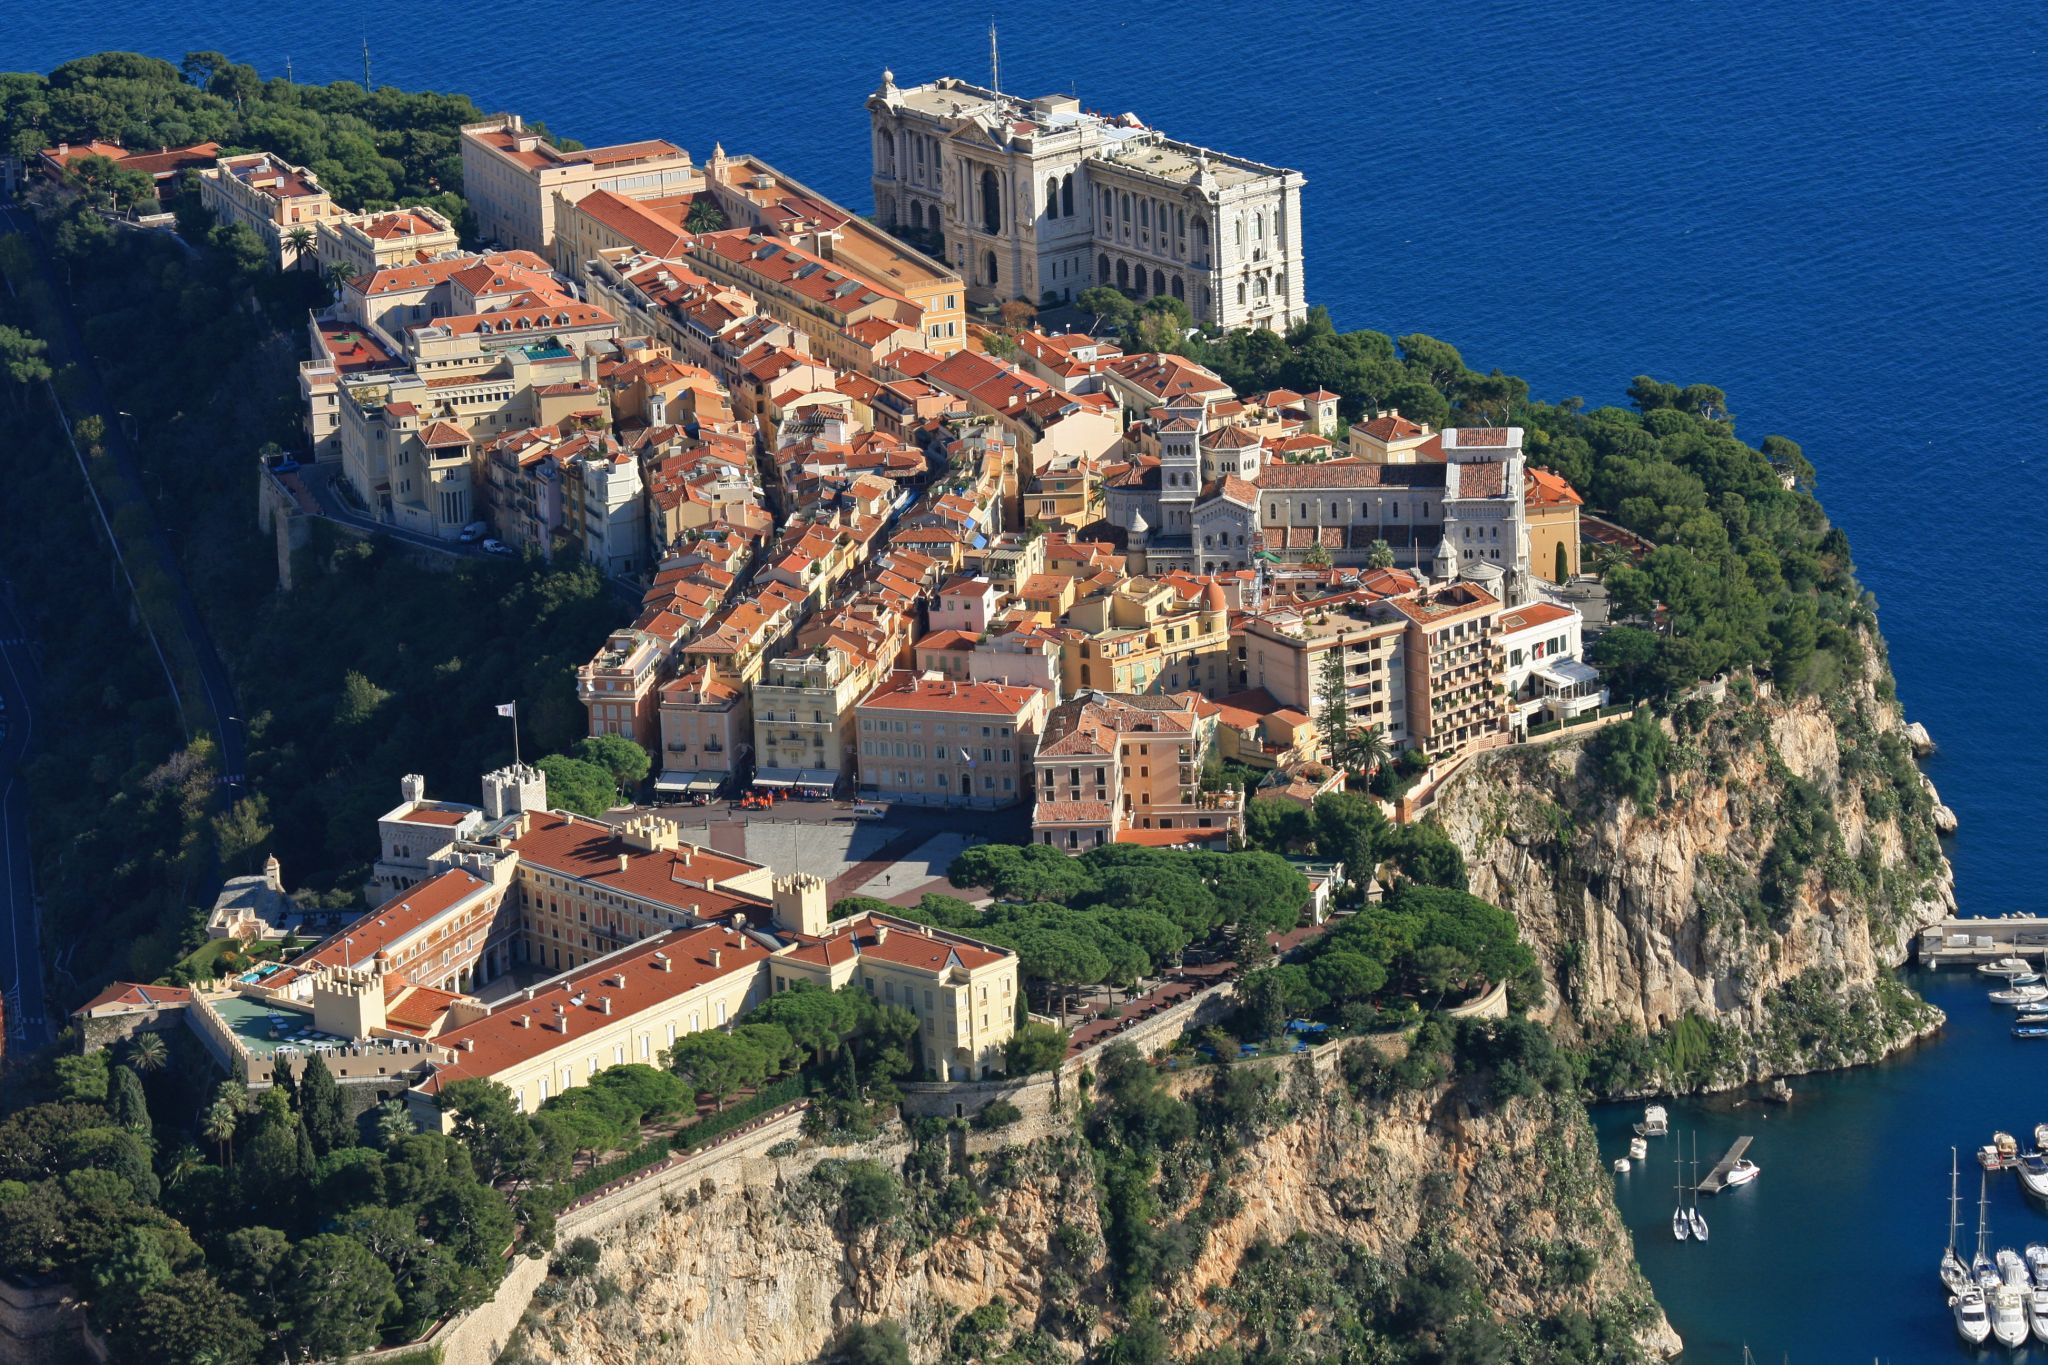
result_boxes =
[74,982,194,1015]
[426,924,769,1085]
[507,814,766,919]
[784,913,1009,972]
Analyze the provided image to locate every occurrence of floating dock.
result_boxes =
[1917,918,2048,966]
[1697,1136,1754,1194]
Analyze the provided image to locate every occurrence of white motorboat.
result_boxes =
[1636,1104,1669,1138]
[1721,1157,1761,1188]
[1980,956,2034,977]
[1628,1136,1648,1161]
[1613,1158,1631,1174]
[1992,1284,2030,1347]
[2010,972,2045,987]
[1686,1134,1709,1241]
[1954,1288,1992,1346]
[1999,1247,2030,1289]
[2028,1245,2048,1343]
[1989,983,2048,1005]
[2019,1152,2048,1200]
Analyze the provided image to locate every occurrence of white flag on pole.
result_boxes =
[496,702,517,718]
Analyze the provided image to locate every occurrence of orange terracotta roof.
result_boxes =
[783,913,1007,972]
[507,814,766,919]
[426,924,769,1086]
[74,982,194,1015]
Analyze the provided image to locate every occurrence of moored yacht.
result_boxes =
[1989,983,2048,1005]
[1980,956,2034,977]
[1636,1104,1668,1138]
[1994,1247,2032,1345]
[1953,1287,1992,1346]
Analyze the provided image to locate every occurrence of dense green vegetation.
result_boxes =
[0,51,498,232]
[1233,882,1538,1041]
[913,843,1310,1020]
[0,1041,518,1363]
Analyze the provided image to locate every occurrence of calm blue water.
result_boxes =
[17,2,2048,1356]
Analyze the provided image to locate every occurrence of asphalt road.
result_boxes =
[0,588,48,1050]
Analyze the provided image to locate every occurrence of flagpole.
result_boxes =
[512,704,521,766]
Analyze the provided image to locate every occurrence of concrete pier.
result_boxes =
[1917,918,2048,966]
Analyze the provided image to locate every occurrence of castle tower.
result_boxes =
[772,872,828,938]
[481,763,548,820]
[400,773,427,806]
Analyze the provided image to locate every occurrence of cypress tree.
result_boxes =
[107,1064,151,1133]
[298,1053,351,1155]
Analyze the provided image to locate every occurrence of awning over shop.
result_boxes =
[752,768,802,788]
[654,771,695,793]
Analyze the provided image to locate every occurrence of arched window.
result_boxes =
[984,250,998,286]
[1045,178,1059,219]
[1139,200,1149,229]
[1235,217,1243,246]
[1132,267,1147,298]
[980,168,1001,235]
[1255,211,1265,240]
[1120,192,1131,223]
[1115,260,1129,289]
[1061,173,1074,217]
[1098,253,1111,283]
[1195,217,1210,246]
[1256,276,1269,298]
[1152,269,1165,297]
[1171,275,1184,301]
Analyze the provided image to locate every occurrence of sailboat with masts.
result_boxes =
[1672,1141,1689,1242]
[1954,1166,1995,1344]
[1687,1133,1709,1241]
[1941,1148,1970,1295]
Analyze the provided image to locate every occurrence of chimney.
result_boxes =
[710,948,723,970]
[874,923,889,944]
[598,997,612,1015]
[652,951,670,972]
[461,1037,475,1052]
[513,1014,530,1028]
[618,853,631,873]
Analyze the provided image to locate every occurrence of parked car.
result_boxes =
[267,453,301,474]
[458,521,488,543]
[481,538,512,555]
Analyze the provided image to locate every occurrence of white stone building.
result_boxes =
[868,74,1306,329]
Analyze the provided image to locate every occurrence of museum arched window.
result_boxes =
[1045,178,1059,219]
[1061,174,1074,217]
[980,168,1001,235]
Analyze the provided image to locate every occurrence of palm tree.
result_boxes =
[1353,723,1391,780]
[124,1031,169,1074]
[374,1100,416,1149]
[284,226,316,272]
[162,1143,206,1190]
[326,260,358,295]
[202,1099,239,1167]
[684,198,726,234]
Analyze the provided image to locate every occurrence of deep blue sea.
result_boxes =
[16,2,2048,1357]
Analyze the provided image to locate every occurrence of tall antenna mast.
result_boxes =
[989,21,1001,98]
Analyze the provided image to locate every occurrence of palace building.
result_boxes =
[867,73,1306,329]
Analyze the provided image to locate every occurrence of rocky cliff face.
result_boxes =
[1431,640,1954,1086]
[506,1066,1676,1363]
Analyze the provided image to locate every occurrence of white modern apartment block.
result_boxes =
[868,73,1305,328]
